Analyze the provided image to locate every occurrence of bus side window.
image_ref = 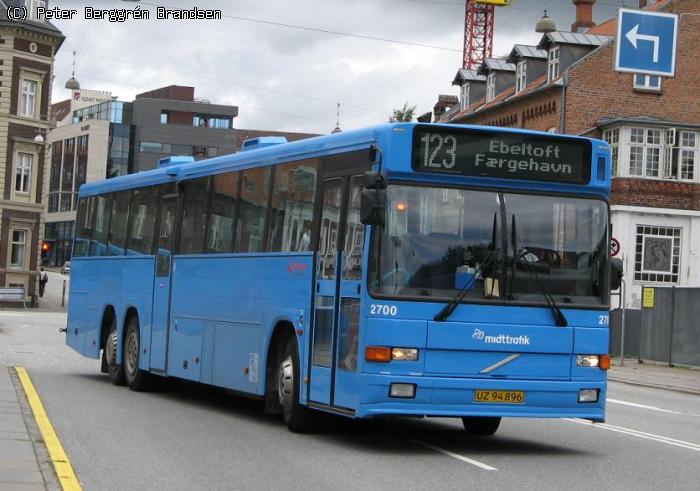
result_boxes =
[128,187,159,255]
[207,172,239,253]
[236,167,271,253]
[108,191,131,256]
[178,177,211,254]
[268,159,318,252]
[90,195,112,256]
[73,197,93,257]
[343,176,365,280]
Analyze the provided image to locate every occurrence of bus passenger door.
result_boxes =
[309,175,365,410]
[149,194,177,372]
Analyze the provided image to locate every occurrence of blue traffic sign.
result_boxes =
[615,8,678,77]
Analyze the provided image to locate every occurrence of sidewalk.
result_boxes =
[608,358,700,395]
[0,366,58,490]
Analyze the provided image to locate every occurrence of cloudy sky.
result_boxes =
[50,0,634,134]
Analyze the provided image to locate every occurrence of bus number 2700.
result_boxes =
[370,304,398,316]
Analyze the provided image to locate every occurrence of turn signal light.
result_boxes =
[365,346,391,362]
[599,354,611,370]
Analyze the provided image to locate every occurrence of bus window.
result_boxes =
[268,159,318,252]
[73,197,93,257]
[90,195,111,256]
[318,179,343,279]
[108,191,130,256]
[343,176,364,280]
[128,187,159,255]
[207,172,239,253]
[236,167,271,253]
[178,177,210,254]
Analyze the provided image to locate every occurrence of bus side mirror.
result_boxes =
[610,258,623,291]
[360,189,386,226]
[363,171,387,190]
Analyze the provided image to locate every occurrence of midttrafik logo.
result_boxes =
[472,328,530,345]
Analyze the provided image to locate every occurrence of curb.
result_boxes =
[608,376,700,396]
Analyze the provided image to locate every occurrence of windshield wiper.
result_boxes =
[513,251,568,327]
[510,214,566,327]
[434,249,498,322]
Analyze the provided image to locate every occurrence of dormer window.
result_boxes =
[486,73,496,103]
[460,83,469,111]
[548,46,560,82]
[515,61,527,94]
[25,0,46,20]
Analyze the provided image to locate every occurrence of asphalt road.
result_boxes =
[1,310,699,490]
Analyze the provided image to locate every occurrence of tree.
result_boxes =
[390,102,417,123]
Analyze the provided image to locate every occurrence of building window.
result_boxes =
[25,0,46,20]
[629,127,661,177]
[678,131,697,181]
[139,141,171,153]
[160,111,169,124]
[515,61,527,93]
[547,46,560,82]
[460,83,469,111]
[634,74,661,91]
[19,79,37,118]
[10,230,27,268]
[603,128,619,176]
[486,73,495,103]
[15,153,33,193]
[634,225,681,284]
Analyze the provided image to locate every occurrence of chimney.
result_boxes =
[639,0,648,8]
[571,0,596,33]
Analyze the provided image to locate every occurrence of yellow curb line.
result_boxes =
[14,366,82,491]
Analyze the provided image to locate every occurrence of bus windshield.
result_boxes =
[369,184,608,307]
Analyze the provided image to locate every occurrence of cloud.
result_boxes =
[50,0,626,134]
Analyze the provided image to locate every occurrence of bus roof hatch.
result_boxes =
[241,136,288,152]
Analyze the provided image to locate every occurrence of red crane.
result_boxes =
[463,0,511,70]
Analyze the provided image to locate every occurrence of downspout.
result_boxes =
[559,72,568,133]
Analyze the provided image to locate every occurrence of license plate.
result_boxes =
[474,390,525,404]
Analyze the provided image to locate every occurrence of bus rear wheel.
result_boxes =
[103,318,125,386]
[124,316,153,392]
[461,416,501,436]
[278,337,315,433]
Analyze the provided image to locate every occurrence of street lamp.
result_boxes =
[33,132,45,144]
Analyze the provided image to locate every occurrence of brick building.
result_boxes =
[0,1,63,303]
[440,0,700,308]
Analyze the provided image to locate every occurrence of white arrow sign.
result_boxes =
[626,24,660,63]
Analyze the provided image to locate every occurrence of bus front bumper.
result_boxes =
[355,373,606,422]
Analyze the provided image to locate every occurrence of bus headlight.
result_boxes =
[390,383,416,398]
[576,354,610,370]
[578,389,599,403]
[391,348,419,361]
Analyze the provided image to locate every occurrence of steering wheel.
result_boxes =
[520,247,562,267]
[382,268,410,286]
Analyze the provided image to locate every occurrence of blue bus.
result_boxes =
[66,123,619,434]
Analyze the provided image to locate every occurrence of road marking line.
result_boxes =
[14,367,82,491]
[607,398,683,414]
[413,440,498,470]
[565,418,700,452]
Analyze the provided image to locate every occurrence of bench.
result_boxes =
[0,287,27,309]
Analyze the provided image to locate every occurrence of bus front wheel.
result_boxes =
[278,337,315,433]
[461,416,501,436]
[123,316,153,392]
[103,317,125,386]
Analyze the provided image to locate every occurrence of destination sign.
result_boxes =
[412,126,591,184]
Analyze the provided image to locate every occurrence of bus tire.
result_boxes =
[124,315,153,392]
[103,316,125,386]
[278,336,315,433]
[461,416,501,436]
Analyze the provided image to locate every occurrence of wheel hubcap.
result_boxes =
[125,330,138,377]
[278,355,294,411]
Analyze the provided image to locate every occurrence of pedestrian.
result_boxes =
[39,268,48,298]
